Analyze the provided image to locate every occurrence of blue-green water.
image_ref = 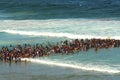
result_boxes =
[0,0,120,80]
[0,48,120,80]
[0,21,120,79]
[0,0,120,20]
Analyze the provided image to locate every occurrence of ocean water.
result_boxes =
[0,0,120,80]
[0,0,120,19]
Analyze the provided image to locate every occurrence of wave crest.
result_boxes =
[1,30,120,39]
[21,58,120,74]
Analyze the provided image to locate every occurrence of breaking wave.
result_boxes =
[21,58,120,74]
[1,29,120,39]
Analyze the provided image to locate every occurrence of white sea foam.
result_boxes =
[21,58,120,74]
[0,19,120,39]
[0,19,120,31]
[2,29,120,40]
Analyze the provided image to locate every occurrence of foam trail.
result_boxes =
[21,58,120,74]
[2,30,120,39]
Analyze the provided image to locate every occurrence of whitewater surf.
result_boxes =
[0,19,120,40]
[1,0,120,80]
[21,58,120,74]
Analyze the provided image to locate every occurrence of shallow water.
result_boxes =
[0,0,120,80]
[0,48,120,80]
[0,19,120,80]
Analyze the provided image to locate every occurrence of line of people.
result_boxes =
[0,38,120,62]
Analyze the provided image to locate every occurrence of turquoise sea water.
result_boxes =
[0,48,120,80]
[0,19,120,80]
[0,0,120,80]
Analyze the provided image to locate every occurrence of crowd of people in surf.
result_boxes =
[0,38,120,62]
